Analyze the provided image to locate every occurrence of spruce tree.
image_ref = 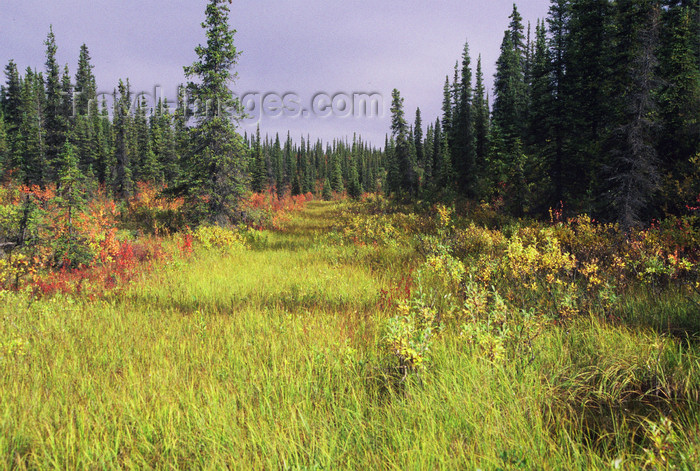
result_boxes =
[95,97,113,186]
[151,98,179,184]
[657,1,700,211]
[112,80,134,198]
[322,176,332,200]
[441,77,453,143]
[567,0,615,209]
[493,28,526,143]
[509,3,527,61]
[272,134,284,197]
[608,0,662,228]
[54,141,92,267]
[473,55,490,182]
[526,20,555,211]
[183,0,249,223]
[251,125,266,192]
[44,26,67,181]
[0,112,8,172]
[2,61,21,135]
[452,40,476,196]
[424,122,434,186]
[75,45,97,116]
[330,155,344,193]
[16,69,46,185]
[347,157,362,199]
[414,107,424,173]
[546,0,572,205]
[390,89,415,194]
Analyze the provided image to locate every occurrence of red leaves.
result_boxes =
[30,238,169,298]
[241,190,314,230]
[179,232,194,256]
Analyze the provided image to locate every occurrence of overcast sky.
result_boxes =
[0,0,551,146]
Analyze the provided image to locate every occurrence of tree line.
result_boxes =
[1,0,698,227]
[386,0,699,227]
[0,0,387,226]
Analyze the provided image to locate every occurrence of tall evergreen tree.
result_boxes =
[546,0,572,205]
[657,1,700,211]
[272,133,284,197]
[473,55,490,181]
[44,26,67,180]
[251,125,266,192]
[424,122,434,186]
[509,3,527,61]
[347,156,362,199]
[492,27,526,142]
[441,77,453,143]
[414,107,424,173]
[183,0,249,223]
[0,112,7,172]
[330,154,344,193]
[452,40,476,195]
[2,61,21,132]
[15,69,47,185]
[151,98,179,184]
[112,80,134,197]
[567,0,615,209]
[74,44,97,117]
[608,0,662,228]
[390,89,415,195]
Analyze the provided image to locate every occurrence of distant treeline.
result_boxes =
[0,31,386,208]
[1,0,698,227]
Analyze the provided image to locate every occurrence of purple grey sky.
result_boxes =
[0,0,551,146]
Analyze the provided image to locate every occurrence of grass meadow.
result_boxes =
[1,201,699,469]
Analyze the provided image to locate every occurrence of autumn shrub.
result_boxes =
[193,224,248,252]
[125,181,187,234]
[382,294,437,379]
[242,189,313,229]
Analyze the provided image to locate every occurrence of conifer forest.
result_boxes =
[0,0,699,468]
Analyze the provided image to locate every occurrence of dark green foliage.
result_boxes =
[347,158,362,199]
[112,80,134,198]
[322,176,332,200]
[0,0,695,231]
[390,89,416,195]
[452,40,476,196]
[151,98,179,184]
[545,0,571,207]
[183,0,249,223]
[657,1,700,212]
[272,134,284,197]
[414,108,424,186]
[15,68,47,185]
[250,126,266,193]
[54,141,92,268]
[331,154,344,193]
[441,77,453,146]
[44,27,68,181]
[2,60,22,132]
[607,0,662,228]
[74,44,97,117]
[473,56,489,180]
[72,46,98,177]
[493,28,526,144]
[0,112,8,172]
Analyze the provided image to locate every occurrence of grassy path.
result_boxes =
[3,201,698,469]
[0,201,416,469]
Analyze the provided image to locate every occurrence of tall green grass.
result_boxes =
[1,201,698,469]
